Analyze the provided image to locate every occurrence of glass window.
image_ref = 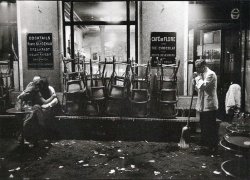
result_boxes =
[64,2,70,22]
[64,1,137,73]
[73,2,126,22]
[130,25,135,61]
[130,1,135,21]
[75,25,127,62]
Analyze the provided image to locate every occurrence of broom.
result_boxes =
[178,85,195,149]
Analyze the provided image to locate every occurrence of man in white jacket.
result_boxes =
[193,59,218,153]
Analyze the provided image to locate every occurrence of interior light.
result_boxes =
[0,1,8,7]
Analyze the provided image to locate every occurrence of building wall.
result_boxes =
[140,1,188,95]
[17,1,62,91]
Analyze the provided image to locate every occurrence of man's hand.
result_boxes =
[192,72,198,86]
[193,72,198,79]
[41,104,50,109]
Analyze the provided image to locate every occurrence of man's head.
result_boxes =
[33,76,40,83]
[195,59,206,73]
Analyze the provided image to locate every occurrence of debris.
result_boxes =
[116,167,125,171]
[78,160,84,164]
[9,174,14,178]
[244,141,250,146]
[38,157,42,160]
[165,170,169,173]
[15,167,21,171]
[8,169,15,172]
[211,155,214,158]
[45,147,49,149]
[154,171,161,175]
[104,163,108,166]
[99,154,106,156]
[130,165,135,169]
[118,141,122,143]
[117,149,122,153]
[145,140,149,143]
[148,160,155,163]
[109,169,115,174]
[59,166,64,169]
[93,150,98,155]
[28,144,34,148]
[83,164,89,167]
[119,157,125,159]
[0,157,4,160]
[201,166,206,168]
[235,154,243,158]
[213,170,221,175]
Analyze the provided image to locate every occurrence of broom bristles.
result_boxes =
[178,125,190,149]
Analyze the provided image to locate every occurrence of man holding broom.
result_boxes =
[193,59,219,153]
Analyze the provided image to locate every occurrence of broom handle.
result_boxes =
[187,85,194,127]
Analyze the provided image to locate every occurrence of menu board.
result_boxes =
[27,33,53,69]
[151,32,176,67]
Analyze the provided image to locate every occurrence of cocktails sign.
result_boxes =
[151,32,176,67]
[27,33,53,69]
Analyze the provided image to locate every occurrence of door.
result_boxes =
[219,29,241,119]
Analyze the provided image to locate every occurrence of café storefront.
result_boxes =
[0,0,250,117]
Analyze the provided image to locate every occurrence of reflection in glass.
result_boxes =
[130,25,135,61]
[64,2,70,22]
[130,1,136,21]
[73,2,126,22]
[73,25,127,76]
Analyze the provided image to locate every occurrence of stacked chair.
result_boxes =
[157,59,180,118]
[0,60,13,112]
[84,57,106,116]
[130,61,151,117]
[106,57,131,116]
[62,54,85,115]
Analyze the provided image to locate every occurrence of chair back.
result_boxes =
[67,80,82,93]
[160,89,177,102]
[110,85,125,99]
[160,103,178,118]
[132,89,148,102]
[91,86,105,100]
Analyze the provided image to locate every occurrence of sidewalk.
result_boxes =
[0,136,237,179]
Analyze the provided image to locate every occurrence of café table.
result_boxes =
[220,132,250,178]
[6,107,33,146]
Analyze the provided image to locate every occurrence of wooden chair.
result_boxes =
[106,57,131,116]
[85,58,106,116]
[129,61,151,117]
[157,59,180,118]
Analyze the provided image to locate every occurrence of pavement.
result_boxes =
[0,135,242,179]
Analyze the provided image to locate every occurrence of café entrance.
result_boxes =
[188,24,243,119]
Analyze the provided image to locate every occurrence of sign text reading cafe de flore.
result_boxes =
[27,33,53,69]
[151,32,176,67]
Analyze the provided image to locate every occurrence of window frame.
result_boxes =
[62,1,138,72]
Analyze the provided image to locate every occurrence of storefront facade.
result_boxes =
[0,0,250,113]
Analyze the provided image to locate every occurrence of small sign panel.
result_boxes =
[151,32,176,67]
[27,33,53,69]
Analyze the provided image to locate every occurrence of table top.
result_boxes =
[6,107,33,114]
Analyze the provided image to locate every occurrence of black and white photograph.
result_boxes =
[0,0,250,179]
